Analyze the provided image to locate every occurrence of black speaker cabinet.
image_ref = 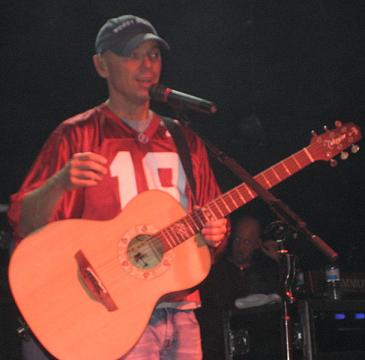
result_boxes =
[298,299,365,360]
[223,303,283,360]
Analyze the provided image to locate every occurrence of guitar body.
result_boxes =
[9,190,211,360]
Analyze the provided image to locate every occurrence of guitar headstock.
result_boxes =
[309,121,362,163]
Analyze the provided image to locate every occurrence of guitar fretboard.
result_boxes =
[151,144,316,253]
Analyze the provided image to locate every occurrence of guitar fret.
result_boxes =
[198,209,209,224]
[162,232,175,251]
[236,185,248,203]
[218,200,228,216]
[297,154,307,166]
[261,173,272,188]
[181,218,195,237]
[234,187,246,205]
[199,209,209,225]
[236,186,248,203]
[210,201,225,218]
[173,219,193,242]
[216,197,230,216]
[228,192,239,209]
[223,194,237,213]
[192,209,205,229]
[205,205,218,221]
[160,229,174,249]
[280,160,291,175]
[292,155,301,168]
[244,185,256,199]
[270,167,281,182]
[186,215,200,233]
[294,150,312,169]
[285,157,300,172]
[275,161,290,179]
[269,167,280,184]
[303,148,314,163]
[167,227,180,247]
[166,226,180,246]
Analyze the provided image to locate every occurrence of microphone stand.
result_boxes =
[175,110,338,360]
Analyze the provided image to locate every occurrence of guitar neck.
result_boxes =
[156,145,315,252]
[219,145,315,216]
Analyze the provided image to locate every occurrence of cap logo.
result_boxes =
[112,18,151,34]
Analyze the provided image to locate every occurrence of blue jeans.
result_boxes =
[22,308,202,360]
[121,308,202,360]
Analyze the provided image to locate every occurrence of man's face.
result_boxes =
[232,217,262,262]
[99,40,162,104]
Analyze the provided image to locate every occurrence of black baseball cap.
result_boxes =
[95,15,170,56]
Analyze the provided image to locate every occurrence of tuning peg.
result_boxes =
[311,130,318,136]
[335,120,343,128]
[329,159,338,167]
[340,151,349,160]
[323,125,329,132]
[351,144,360,154]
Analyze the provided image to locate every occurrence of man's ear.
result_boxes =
[93,54,108,78]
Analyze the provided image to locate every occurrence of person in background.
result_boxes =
[197,213,281,359]
[8,14,228,360]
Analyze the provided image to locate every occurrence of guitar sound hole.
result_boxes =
[127,234,164,269]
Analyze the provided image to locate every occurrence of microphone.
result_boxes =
[149,84,217,114]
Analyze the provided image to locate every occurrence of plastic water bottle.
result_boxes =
[325,265,342,300]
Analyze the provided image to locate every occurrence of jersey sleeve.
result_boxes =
[8,124,84,241]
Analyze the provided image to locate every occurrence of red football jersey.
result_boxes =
[9,104,222,227]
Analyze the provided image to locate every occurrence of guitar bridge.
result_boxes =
[75,250,118,311]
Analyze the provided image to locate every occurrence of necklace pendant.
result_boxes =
[137,132,149,144]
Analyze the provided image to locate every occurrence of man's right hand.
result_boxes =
[58,152,108,190]
[18,152,108,237]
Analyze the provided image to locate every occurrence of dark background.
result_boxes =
[2,0,364,266]
[0,0,364,357]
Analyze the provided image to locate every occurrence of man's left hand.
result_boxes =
[201,218,228,248]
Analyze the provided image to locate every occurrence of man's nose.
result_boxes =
[141,55,153,68]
